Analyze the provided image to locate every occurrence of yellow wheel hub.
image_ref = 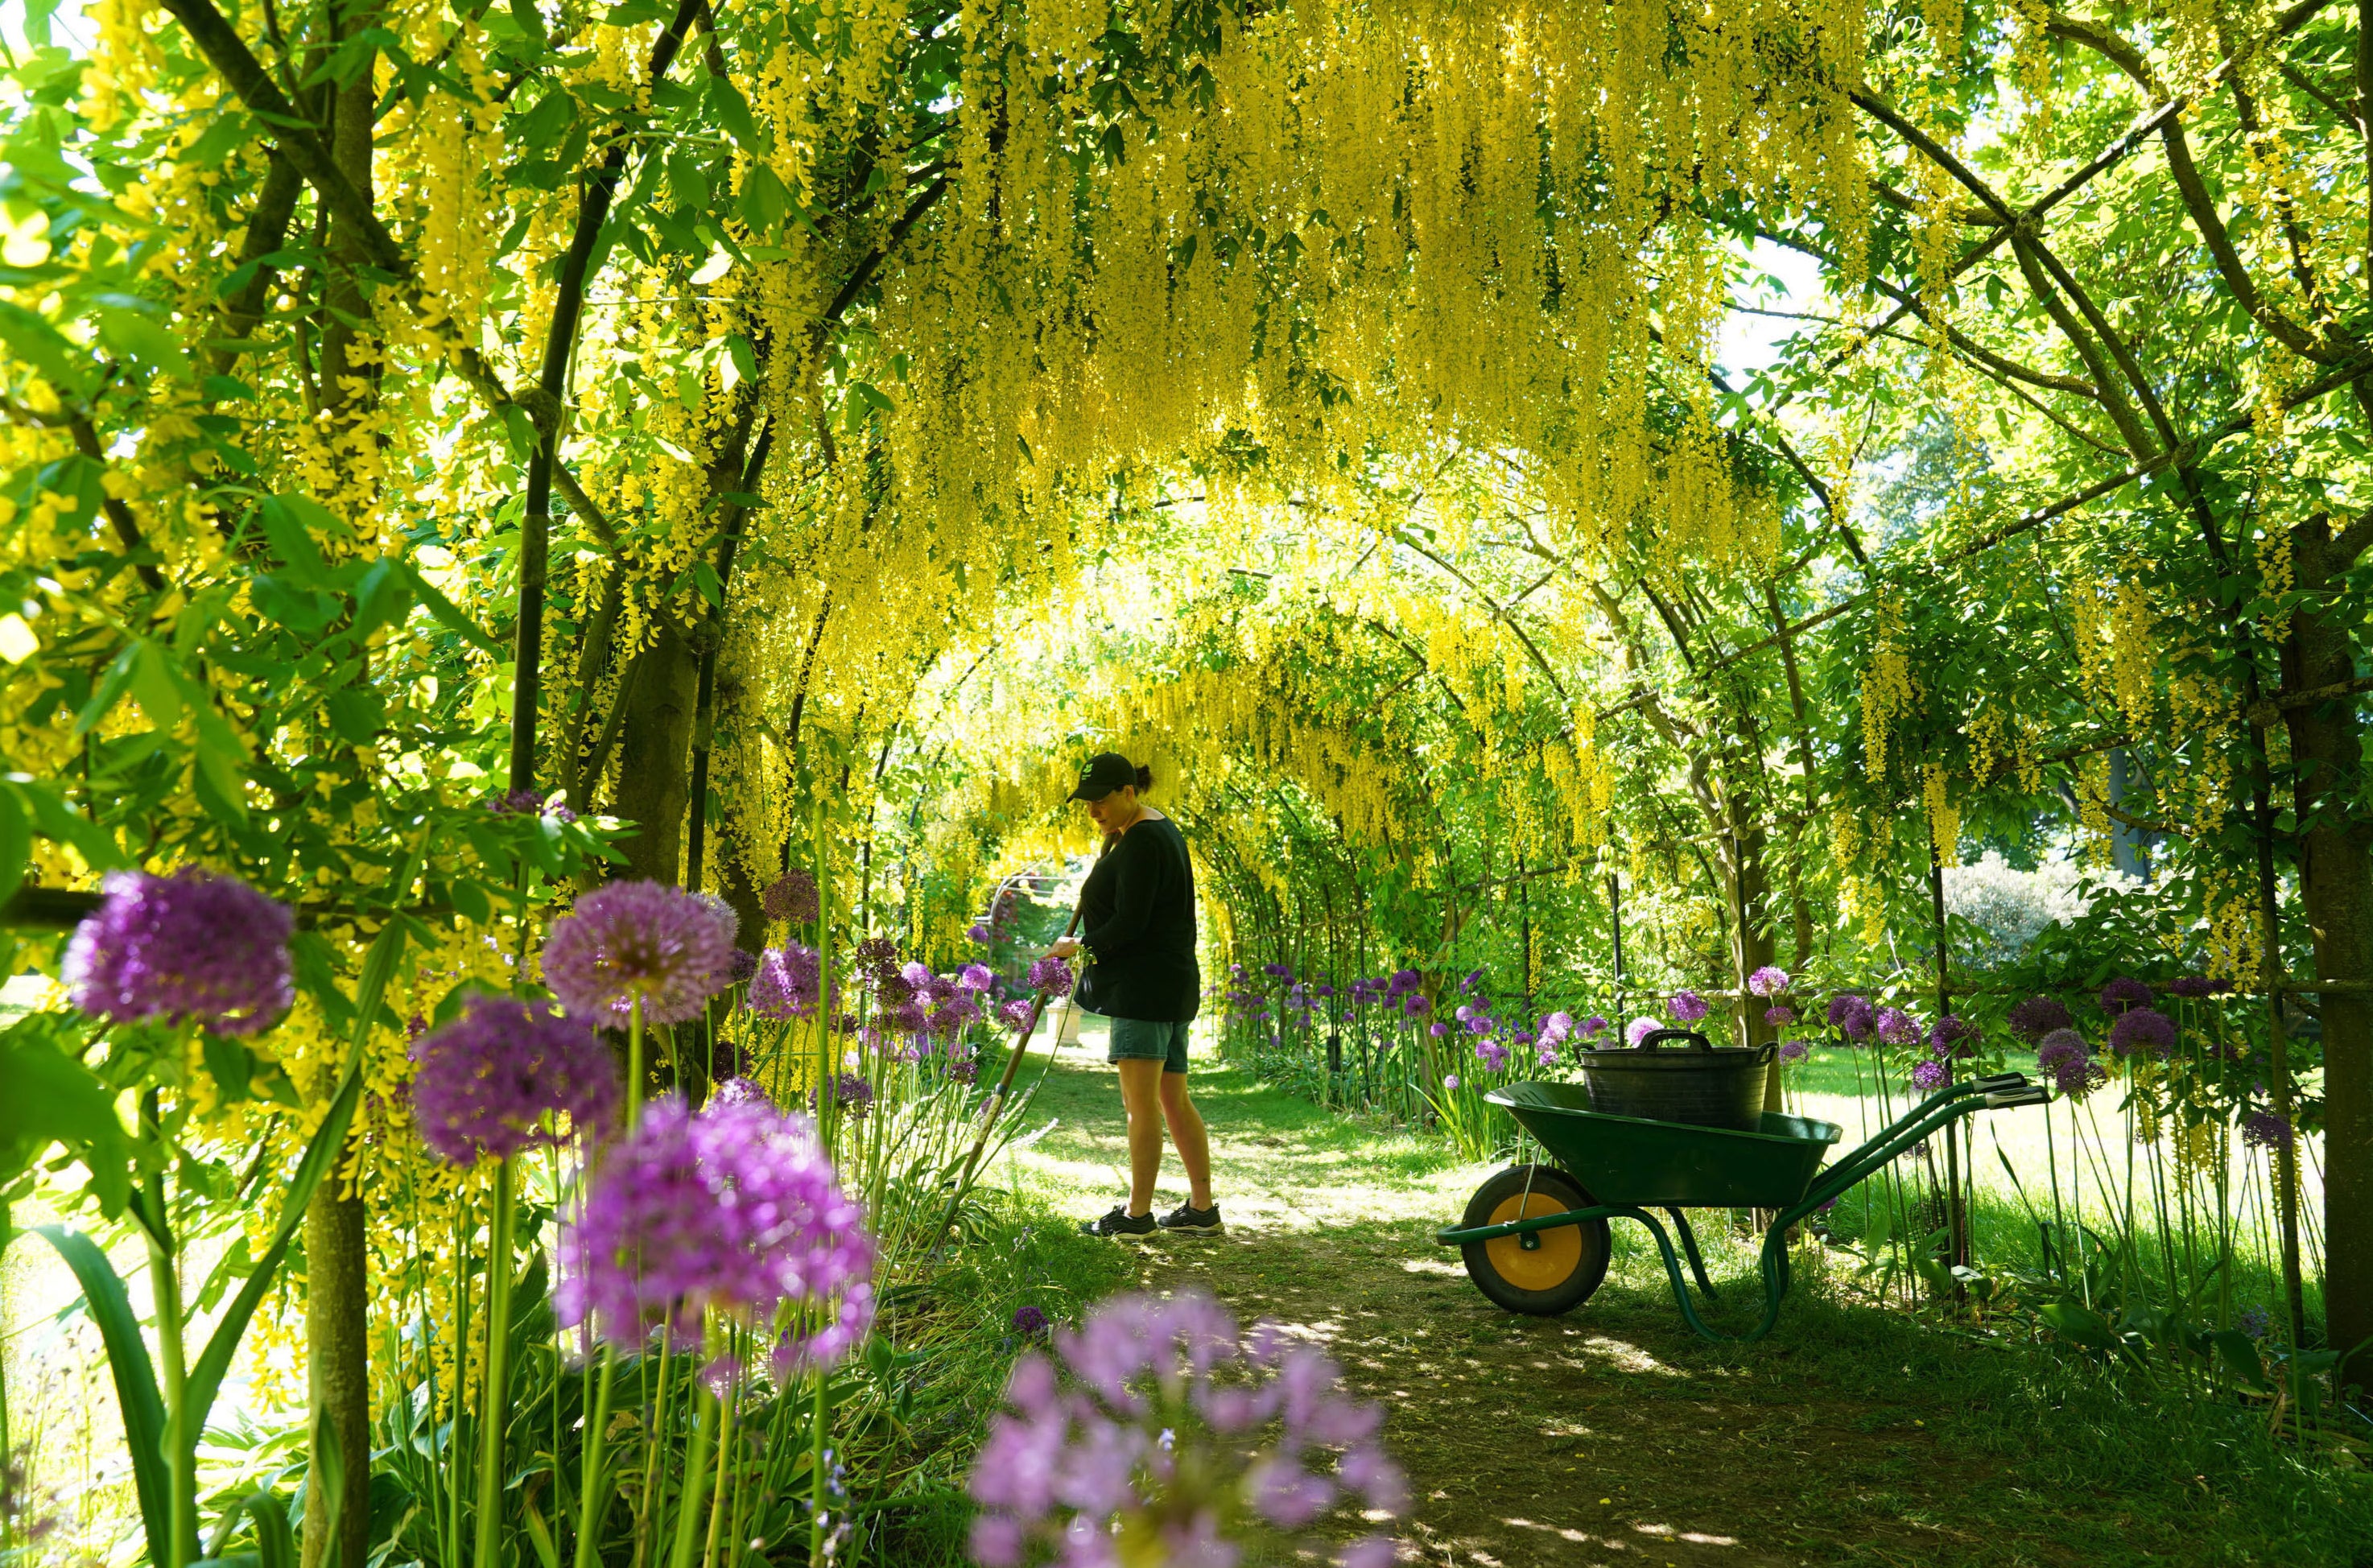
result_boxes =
[1484,1190,1582,1293]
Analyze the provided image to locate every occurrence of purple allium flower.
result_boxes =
[1626,1016,1661,1048]
[1910,1059,1948,1092]
[1013,1304,1050,1336]
[2107,1007,2177,1058]
[64,869,295,1036]
[967,1291,1402,1568]
[1748,966,1790,997]
[2099,976,2154,1014]
[727,948,759,986]
[1000,997,1038,1032]
[1261,963,1291,980]
[2007,996,2074,1041]
[834,1073,874,1119]
[1401,993,1430,1016]
[900,959,932,991]
[968,922,994,944]
[1537,1045,1559,1068]
[1474,1040,1509,1072]
[1668,989,1710,1024]
[410,995,618,1163]
[2167,976,2231,998]
[948,1058,979,1085]
[1389,968,1422,993]
[749,943,823,1019]
[2241,1111,2293,1150]
[487,789,573,821]
[2235,1306,2271,1340]
[1875,1006,1921,1046]
[1764,1005,1797,1027]
[557,1090,873,1366]
[1777,1040,1808,1064]
[2036,1028,2101,1096]
[761,869,820,924]
[1827,994,1875,1041]
[1441,1073,1459,1090]
[1026,955,1075,997]
[543,881,738,1026]
[1929,1013,1978,1059]
[1427,1022,1448,1038]
[1460,968,1485,993]
[1579,1015,1609,1039]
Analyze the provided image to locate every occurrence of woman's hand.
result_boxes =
[1048,938,1082,960]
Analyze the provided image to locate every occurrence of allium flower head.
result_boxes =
[1777,1040,1808,1064]
[2007,996,2074,1041]
[1928,1014,1978,1059]
[65,869,295,1036]
[1474,1040,1509,1072]
[2099,976,2154,1014]
[2035,1029,2102,1096]
[558,1089,873,1366]
[749,943,823,1019]
[1827,994,1875,1041]
[968,922,994,944]
[1441,1073,1459,1089]
[1261,963,1292,980]
[761,869,820,923]
[1625,1017,1661,1049]
[1875,1006,1921,1046]
[1401,993,1430,1017]
[1668,989,1710,1024]
[1013,1305,1050,1336]
[1389,968,1422,993]
[1537,1011,1574,1045]
[1026,955,1075,997]
[1910,1059,1948,1093]
[1000,997,1038,1032]
[1764,1005,1797,1027]
[968,1290,1402,1568]
[2107,1007,2177,1058]
[1748,966,1790,997]
[410,996,618,1163]
[1578,1015,1609,1040]
[2167,976,2231,998]
[487,789,576,823]
[543,881,738,1026]
[959,963,995,992]
[2241,1110,2293,1150]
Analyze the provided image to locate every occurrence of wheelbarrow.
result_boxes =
[1432,1071,2051,1342]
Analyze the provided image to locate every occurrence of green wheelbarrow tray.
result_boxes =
[1487,1082,1846,1208]
[1434,1071,2053,1343]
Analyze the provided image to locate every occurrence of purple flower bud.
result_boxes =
[761,869,820,923]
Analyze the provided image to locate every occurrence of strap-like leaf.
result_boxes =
[186,921,407,1450]
[35,1225,171,1568]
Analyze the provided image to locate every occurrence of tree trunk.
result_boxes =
[301,1186,369,1568]
[305,19,378,1568]
[611,621,701,886]
[2282,514,2373,1392]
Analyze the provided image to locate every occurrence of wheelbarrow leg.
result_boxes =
[1628,1208,1791,1345]
[1664,1208,1719,1302]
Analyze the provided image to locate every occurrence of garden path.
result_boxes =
[988,1025,2299,1568]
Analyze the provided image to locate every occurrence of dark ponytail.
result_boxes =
[1133,763,1153,792]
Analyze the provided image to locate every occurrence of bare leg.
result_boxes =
[1158,1071,1214,1208]
[1116,1058,1166,1216]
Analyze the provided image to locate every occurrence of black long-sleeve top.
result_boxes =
[1075,813,1200,1022]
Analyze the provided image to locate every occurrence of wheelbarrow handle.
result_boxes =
[1971,1071,2029,1093]
[1983,1086,2052,1108]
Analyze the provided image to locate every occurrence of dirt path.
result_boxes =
[993,1033,2288,1568]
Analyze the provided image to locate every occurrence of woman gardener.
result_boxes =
[1048,752,1221,1238]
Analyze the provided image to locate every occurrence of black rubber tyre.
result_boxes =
[1458,1165,1611,1317]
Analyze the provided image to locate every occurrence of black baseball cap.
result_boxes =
[1067,753,1137,802]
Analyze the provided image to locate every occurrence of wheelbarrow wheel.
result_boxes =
[1459,1165,1610,1316]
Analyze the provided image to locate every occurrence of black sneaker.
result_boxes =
[1080,1205,1158,1238]
[1157,1203,1224,1236]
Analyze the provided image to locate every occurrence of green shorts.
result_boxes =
[1107,1017,1191,1074]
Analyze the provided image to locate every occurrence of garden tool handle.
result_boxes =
[1983,1087,2051,1109]
[1636,1028,1712,1052]
[1971,1071,2029,1093]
